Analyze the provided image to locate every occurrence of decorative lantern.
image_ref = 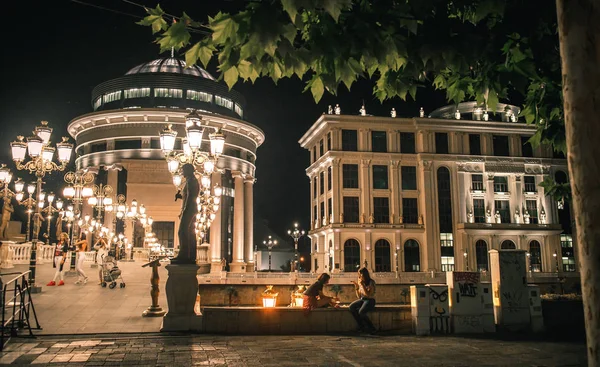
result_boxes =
[262,285,278,308]
[291,285,305,308]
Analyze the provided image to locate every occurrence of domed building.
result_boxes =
[68,57,264,273]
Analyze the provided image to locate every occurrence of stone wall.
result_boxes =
[198,284,412,306]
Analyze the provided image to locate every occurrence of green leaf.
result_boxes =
[323,0,352,22]
[400,19,418,35]
[223,67,239,89]
[137,5,167,34]
[308,76,325,102]
[185,41,216,68]
[281,23,297,44]
[487,89,499,111]
[237,60,253,80]
[210,12,239,44]
[157,21,191,52]
[281,0,299,22]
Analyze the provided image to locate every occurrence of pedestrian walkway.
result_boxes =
[0,333,588,366]
[3,260,168,334]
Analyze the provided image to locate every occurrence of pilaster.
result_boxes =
[230,171,246,272]
[243,176,255,271]
[209,172,223,273]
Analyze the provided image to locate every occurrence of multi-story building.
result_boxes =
[68,57,264,273]
[300,102,576,279]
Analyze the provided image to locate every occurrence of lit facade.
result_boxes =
[68,58,264,273]
[300,102,576,277]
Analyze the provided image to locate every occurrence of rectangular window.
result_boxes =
[313,178,317,198]
[343,197,359,223]
[471,174,484,191]
[524,176,536,193]
[319,171,325,195]
[320,201,325,220]
[400,132,416,153]
[372,165,389,190]
[342,130,358,151]
[124,88,151,99]
[327,166,332,191]
[154,88,183,98]
[560,234,576,272]
[328,197,332,220]
[371,131,387,152]
[319,139,324,156]
[402,198,418,224]
[526,200,538,224]
[327,132,332,151]
[342,164,359,189]
[373,197,390,224]
[401,166,417,190]
[215,95,234,110]
[469,134,481,155]
[495,200,511,223]
[440,233,455,272]
[492,135,510,156]
[493,176,509,193]
[90,142,107,153]
[153,221,175,248]
[312,147,316,163]
[234,103,244,118]
[313,205,317,223]
[521,136,534,157]
[186,89,212,102]
[473,199,486,223]
[102,91,122,104]
[115,139,142,150]
[435,132,449,154]
[93,97,102,110]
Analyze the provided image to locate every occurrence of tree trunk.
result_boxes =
[556,1,600,365]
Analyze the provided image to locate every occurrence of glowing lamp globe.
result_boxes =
[160,125,178,154]
[63,185,75,198]
[81,187,93,198]
[35,121,53,144]
[41,146,55,162]
[56,138,73,162]
[26,135,43,158]
[261,285,278,308]
[11,137,27,161]
[209,129,225,156]
[14,178,24,193]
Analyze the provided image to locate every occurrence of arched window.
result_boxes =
[374,239,391,272]
[404,240,420,272]
[475,240,489,272]
[343,239,361,272]
[437,167,455,271]
[501,240,516,249]
[529,240,542,272]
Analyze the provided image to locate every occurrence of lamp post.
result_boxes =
[40,192,63,245]
[287,223,305,272]
[159,110,225,243]
[14,180,37,241]
[87,183,114,223]
[10,121,73,292]
[0,164,17,200]
[62,170,95,242]
[263,235,278,272]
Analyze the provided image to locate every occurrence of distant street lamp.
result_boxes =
[287,223,305,272]
[263,235,278,272]
[62,170,95,244]
[14,180,37,241]
[40,192,63,245]
[10,120,73,291]
[87,183,114,222]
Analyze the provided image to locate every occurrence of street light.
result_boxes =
[287,223,305,272]
[87,183,114,222]
[40,192,63,245]
[11,121,73,291]
[263,235,278,272]
[0,164,17,200]
[159,110,225,240]
[463,250,469,271]
[14,180,37,242]
[62,170,95,242]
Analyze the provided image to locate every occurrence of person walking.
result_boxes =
[73,233,89,285]
[349,267,377,334]
[94,234,109,285]
[47,233,69,286]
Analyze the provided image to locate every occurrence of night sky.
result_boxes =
[2,1,447,254]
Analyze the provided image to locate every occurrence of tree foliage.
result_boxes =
[139,0,564,155]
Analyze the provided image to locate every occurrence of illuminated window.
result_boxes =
[215,95,234,110]
[529,240,542,272]
[440,233,454,271]
[561,235,575,272]
[93,98,102,110]
[102,91,122,104]
[124,88,150,99]
[154,88,183,98]
[404,240,420,272]
[186,90,212,102]
[234,103,244,118]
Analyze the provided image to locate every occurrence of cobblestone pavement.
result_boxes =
[0,333,587,366]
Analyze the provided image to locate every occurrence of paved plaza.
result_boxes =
[3,260,168,335]
[0,333,589,366]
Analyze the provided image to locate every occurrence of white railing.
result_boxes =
[8,243,32,265]
[133,248,150,261]
[197,244,209,264]
[37,244,55,264]
[84,251,96,263]
[257,272,289,278]
[375,272,398,278]
[0,241,16,269]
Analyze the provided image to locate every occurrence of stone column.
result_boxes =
[209,172,222,274]
[419,160,438,271]
[230,171,246,272]
[331,159,341,223]
[244,176,254,272]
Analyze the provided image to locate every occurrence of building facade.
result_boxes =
[68,58,264,273]
[300,102,576,279]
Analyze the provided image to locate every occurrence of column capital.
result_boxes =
[361,159,371,167]
[232,170,245,179]
[244,176,255,184]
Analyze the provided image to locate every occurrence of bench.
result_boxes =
[201,305,411,334]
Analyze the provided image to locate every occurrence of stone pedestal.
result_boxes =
[161,264,202,332]
[229,261,246,273]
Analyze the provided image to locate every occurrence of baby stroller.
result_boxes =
[101,255,126,289]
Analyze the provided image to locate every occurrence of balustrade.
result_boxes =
[8,243,32,264]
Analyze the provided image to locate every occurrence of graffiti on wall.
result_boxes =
[429,287,450,333]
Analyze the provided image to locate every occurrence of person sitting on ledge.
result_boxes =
[350,267,377,334]
[303,273,339,314]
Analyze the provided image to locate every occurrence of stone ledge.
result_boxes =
[200,306,411,334]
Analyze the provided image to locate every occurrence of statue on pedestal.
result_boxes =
[327,105,333,114]
[391,108,397,118]
[399,215,403,224]
[539,207,547,224]
[514,208,520,224]
[329,213,334,224]
[32,212,43,242]
[418,215,423,225]
[334,104,341,115]
[359,104,366,116]
[486,209,492,223]
[494,211,501,224]
[368,214,374,224]
[360,213,365,224]
[419,107,425,118]
[524,210,531,224]
[339,212,344,224]
[171,164,199,264]
[467,208,474,223]
[0,196,14,240]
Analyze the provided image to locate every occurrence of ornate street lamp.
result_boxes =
[0,164,17,200]
[159,110,224,241]
[62,170,95,241]
[10,121,73,291]
[14,180,37,242]
[87,183,114,222]
[40,192,63,245]
[263,235,278,272]
[287,223,305,272]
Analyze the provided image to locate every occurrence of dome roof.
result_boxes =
[125,58,216,80]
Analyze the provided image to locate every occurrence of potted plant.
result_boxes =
[225,286,238,307]
[330,284,343,299]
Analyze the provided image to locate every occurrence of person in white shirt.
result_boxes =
[94,235,109,285]
[349,267,377,334]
